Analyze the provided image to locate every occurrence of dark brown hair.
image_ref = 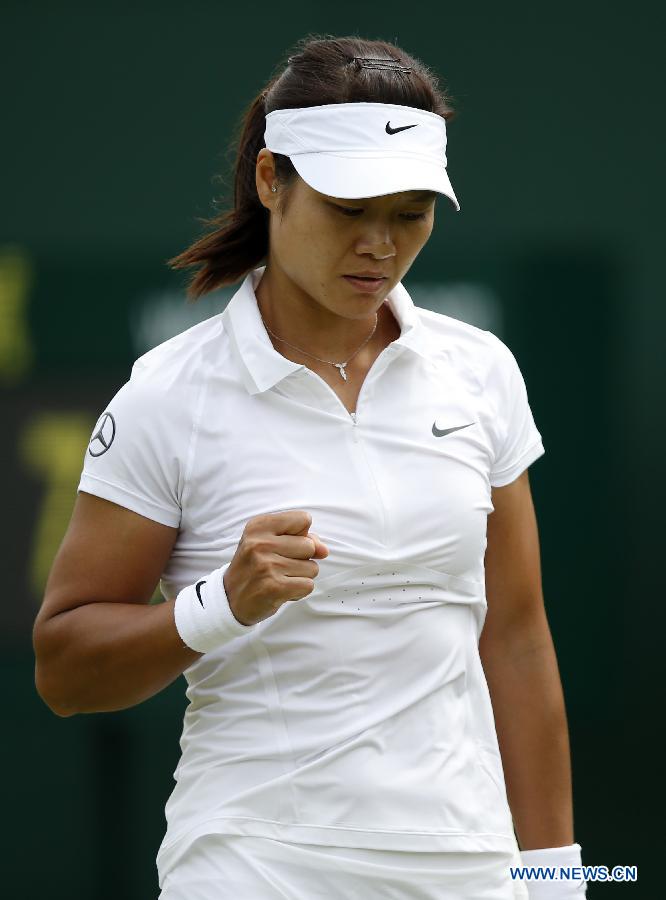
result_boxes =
[167,33,457,301]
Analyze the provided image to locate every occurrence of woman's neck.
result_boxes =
[255,267,396,364]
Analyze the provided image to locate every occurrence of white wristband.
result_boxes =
[173,563,256,653]
[519,843,587,898]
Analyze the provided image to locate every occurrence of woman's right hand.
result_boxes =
[224,510,329,626]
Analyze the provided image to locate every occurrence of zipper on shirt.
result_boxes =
[303,345,395,434]
[347,404,386,541]
[349,409,359,441]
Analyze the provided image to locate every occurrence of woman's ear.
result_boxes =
[256,148,278,210]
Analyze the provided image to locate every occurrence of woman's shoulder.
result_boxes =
[416,305,513,386]
[130,312,226,389]
[101,312,227,439]
[80,315,230,522]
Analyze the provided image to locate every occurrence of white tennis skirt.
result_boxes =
[158,833,530,900]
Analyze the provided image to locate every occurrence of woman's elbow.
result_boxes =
[33,621,79,717]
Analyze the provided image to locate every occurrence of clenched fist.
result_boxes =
[224,510,329,626]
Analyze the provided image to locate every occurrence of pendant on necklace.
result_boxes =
[334,363,348,381]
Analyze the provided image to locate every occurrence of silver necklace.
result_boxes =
[261,308,379,382]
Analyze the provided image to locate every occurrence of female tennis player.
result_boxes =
[33,35,587,900]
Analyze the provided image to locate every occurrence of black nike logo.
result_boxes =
[385,121,418,135]
[432,421,475,438]
[195,580,207,607]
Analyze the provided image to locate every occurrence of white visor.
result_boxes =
[264,101,460,212]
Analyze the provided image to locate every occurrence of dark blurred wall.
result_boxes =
[2,3,663,897]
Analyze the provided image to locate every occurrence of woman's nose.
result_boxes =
[355,223,396,256]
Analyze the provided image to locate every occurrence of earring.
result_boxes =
[271,184,277,193]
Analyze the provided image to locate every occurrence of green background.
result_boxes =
[2,3,663,897]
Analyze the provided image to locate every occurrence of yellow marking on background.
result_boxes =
[0,244,34,384]
[20,412,162,604]
[20,413,94,600]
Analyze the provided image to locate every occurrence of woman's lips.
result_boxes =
[342,275,386,293]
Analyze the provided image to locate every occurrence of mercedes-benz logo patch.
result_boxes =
[88,411,116,457]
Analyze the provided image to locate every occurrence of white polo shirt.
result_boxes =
[78,265,545,886]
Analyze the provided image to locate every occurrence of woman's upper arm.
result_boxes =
[34,491,179,630]
[480,469,547,654]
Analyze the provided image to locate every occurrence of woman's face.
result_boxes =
[256,149,436,319]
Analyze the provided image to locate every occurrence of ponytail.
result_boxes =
[167,92,278,301]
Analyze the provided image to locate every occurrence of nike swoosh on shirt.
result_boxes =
[195,580,207,607]
[432,421,475,438]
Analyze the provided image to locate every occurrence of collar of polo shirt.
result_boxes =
[222,266,437,395]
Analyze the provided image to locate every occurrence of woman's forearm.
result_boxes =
[480,619,574,850]
[34,600,201,716]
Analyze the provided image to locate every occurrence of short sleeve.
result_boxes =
[77,364,188,527]
[485,334,545,488]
